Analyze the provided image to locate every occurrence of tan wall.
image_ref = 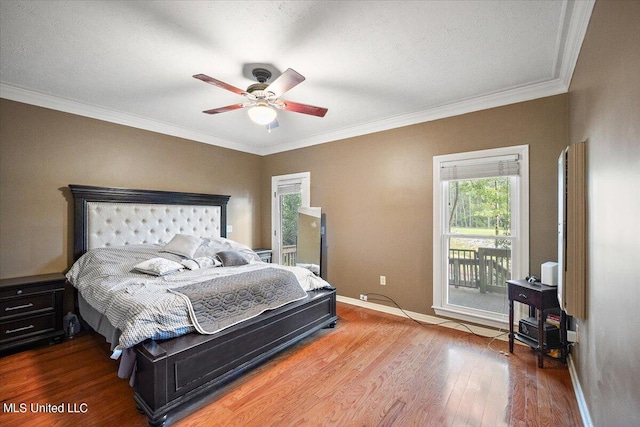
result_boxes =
[2,86,571,374]
[262,94,568,314]
[0,99,262,279]
[568,1,640,425]
[1,94,569,317]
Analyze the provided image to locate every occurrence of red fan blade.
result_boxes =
[193,74,247,96]
[281,100,328,117]
[202,103,245,114]
[266,68,305,98]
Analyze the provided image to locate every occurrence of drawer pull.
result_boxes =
[6,325,34,334]
[5,303,34,311]
[518,293,528,299]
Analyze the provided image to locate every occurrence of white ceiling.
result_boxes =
[0,1,594,155]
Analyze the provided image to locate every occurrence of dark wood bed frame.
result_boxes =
[69,185,338,426]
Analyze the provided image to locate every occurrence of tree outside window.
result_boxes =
[281,193,301,246]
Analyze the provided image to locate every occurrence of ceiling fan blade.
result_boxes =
[202,103,245,114]
[193,74,247,96]
[266,68,305,98]
[281,100,328,117]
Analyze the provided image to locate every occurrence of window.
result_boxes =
[271,172,310,265]
[433,146,529,328]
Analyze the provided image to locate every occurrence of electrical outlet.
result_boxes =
[359,294,367,301]
[380,276,386,285]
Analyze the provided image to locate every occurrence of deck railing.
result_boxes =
[449,249,479,288]
[449,248,511,293]
[281,245,297,266]
[283,246,509,293]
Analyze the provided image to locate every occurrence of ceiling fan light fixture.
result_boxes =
[248,103,277,125]
[195,68,327,127]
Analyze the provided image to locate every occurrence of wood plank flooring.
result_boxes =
[0,302,582,427]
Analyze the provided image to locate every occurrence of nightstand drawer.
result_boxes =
[0,312,56,343]
[0,273,65,354]
[1,293,55,319]
[508,285,541,306]
[0,284,62,299]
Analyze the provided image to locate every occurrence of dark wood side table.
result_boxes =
[507,279,567,368]
[0,273,66,355]
[253,248,273,263]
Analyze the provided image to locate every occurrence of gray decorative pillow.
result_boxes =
[134,257,184,276]
[216,250,249,267]
[160,234,202,259]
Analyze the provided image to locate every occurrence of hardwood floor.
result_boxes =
[0,303,582,427]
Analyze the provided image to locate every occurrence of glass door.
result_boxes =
[278,191,301,266]
[271,172,310,265]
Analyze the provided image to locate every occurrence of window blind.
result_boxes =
[440,154,520,181]
[276,182,302,196]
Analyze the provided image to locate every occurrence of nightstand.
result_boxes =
[0,273,66,355]
[253,248,273,263]
[507,279,567,368]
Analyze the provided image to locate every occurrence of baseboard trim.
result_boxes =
[567,354,593,427]
[337,295,509,340]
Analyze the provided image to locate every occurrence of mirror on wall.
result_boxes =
[296,207,323,277]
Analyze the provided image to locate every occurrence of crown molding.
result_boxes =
[258,77,568,155]
[0,77,566,158]
[0,83,261,155]
[557,0,596,89]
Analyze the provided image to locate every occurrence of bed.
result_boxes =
[67,184,337,426]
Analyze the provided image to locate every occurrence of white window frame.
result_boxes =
[432,145,529,329]
[271,172,310,265]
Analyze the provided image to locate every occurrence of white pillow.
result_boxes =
[134,257,184,276]
[160,234,202,258]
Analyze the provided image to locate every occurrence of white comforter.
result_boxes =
[66,241,331,357]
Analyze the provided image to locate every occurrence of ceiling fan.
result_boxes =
[193,68,328,129]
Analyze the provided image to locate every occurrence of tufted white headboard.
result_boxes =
[70,185,230,260]
[86,202,222,250]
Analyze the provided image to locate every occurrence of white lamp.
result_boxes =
[247,103,277,125]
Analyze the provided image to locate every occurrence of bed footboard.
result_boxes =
[133,289,337,426]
